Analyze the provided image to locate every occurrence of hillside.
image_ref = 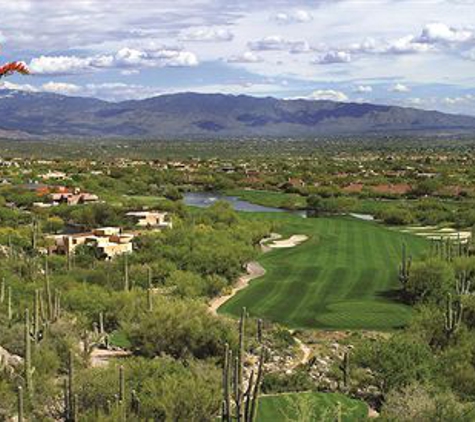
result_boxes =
[1,90,475,139]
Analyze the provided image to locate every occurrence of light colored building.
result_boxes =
[41,171,69,180]
[48,227,134,260]
[126,211,173,229]
[50,191,99,206]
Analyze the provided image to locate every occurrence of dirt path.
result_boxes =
[89,348,132,368]
[292,335,312,367]
[208,232,308,314]
[208,261,266,314]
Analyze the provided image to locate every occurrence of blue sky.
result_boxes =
[1,0,475,115]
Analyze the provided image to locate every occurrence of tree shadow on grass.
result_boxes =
[376,287,411,305]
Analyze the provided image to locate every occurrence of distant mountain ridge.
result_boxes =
[0,90,474,139]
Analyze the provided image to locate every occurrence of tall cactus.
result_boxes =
[339,351,350,389]
[67,350,75,422]
[237,307,246,421]
[44,258,53,322]
[30,217,38,251]
[398,243,411,288]
[222,308,265,422]
[222,343,232,422]
[99,311,105,335]
[445,293,463,339]
[257,319,263,344]
[124,254,130,291]
[248,347,265,422]
[119,365,126,421]
[17,385,24,422]
[0,277,5,304]
[7,286,12,321]
[456,270,471,295]
[147,266,153,312]
[33,289,41,342]
[24,309,33,396]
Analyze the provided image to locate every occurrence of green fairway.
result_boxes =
[220,215,427,330]
[226,189,307,209]
[257,392,368,422]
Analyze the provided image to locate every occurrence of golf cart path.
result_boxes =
[208,233,308,314]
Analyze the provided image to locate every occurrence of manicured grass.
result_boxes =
[226,189,307,210]
[220,214,427,330]
[257,392,368,422]
[109,330,132,349]
[122,195,167,207]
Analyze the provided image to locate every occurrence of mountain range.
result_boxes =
[0,89,475,139]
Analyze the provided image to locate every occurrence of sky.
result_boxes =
[0,0,475,115]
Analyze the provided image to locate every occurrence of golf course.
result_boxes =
[257,392,368,422]
[220,214,428,330]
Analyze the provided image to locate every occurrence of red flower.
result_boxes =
[0,62,30,79]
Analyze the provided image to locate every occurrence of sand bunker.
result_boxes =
[268,235,309,248]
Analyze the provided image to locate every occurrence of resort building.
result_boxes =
[126,211,173,229]
[48,227,134,260]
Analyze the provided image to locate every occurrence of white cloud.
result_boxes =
[418,23,473,44]
[390,83,410,93]
[383,35,432,54]
[274,10,313,24]
[0,81,38,92]
[227,51,262,63]
[354,85,373,93]
[304,89,349,102]
[350,35,431,55]
[180,27,234,42]
[248,36,311,54]
[82,82,162,101]
[29,47,198,75]
[313,51,351,65]
[41,82,82,95]
[1,79,163,102]
[442,94,474,105]
[29,56,93,75]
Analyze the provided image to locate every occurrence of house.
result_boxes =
[126,211,172,229]
[40,171,68,181]
[48,227,134,260]
[50,191,99,206]
[371,183,412,195]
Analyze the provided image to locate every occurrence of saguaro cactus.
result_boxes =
[147,266,153,312]
[398,243,411,288]
[44,258,53,322]
[0,277,5,303]
[339,351,350,389]
[7,286,12,321]
[119,365,126,422]
[222,308,265,422]
[124,254,130,291]
[33,290,41,342]
[24,309,33,396]
[67,350,75,422]
[456,270,472,295]
[17,385,24,422]
[445,293,463,339]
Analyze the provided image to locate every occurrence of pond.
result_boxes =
[184,192,307,216]
[183,192,375,221]
[184,192,285,213]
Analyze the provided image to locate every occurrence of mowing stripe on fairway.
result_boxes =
[219,215,427,330]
